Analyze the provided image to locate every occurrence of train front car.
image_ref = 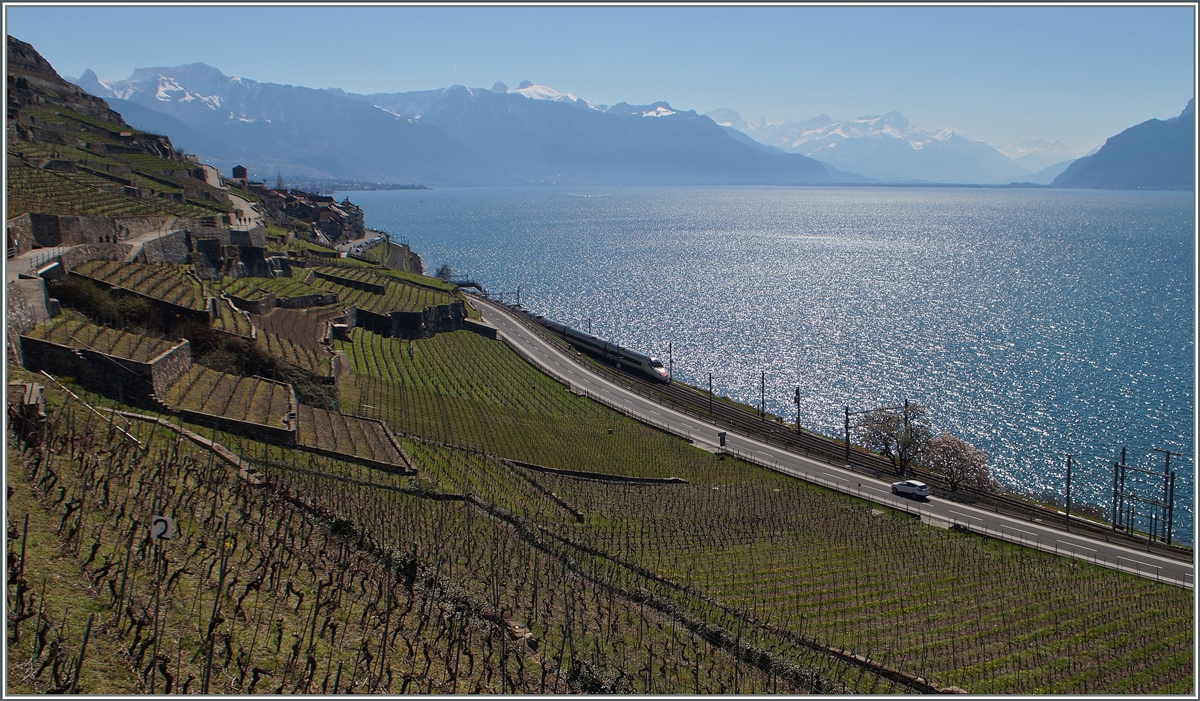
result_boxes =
[647,356,670,382]
[618,349,671,384]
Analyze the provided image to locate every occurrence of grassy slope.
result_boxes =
[335,326,1193,695]
[6,369,845,694]
[8,308,1193,695]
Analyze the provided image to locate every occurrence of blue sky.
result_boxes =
[4,4,1195,153]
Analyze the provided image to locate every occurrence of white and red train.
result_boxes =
[529,314,671,383]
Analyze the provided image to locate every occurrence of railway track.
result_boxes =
[499,302,1193,563]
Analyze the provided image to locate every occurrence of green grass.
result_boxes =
[217,276,325,303]
[310,269,457,315]
[331,323,1192,695]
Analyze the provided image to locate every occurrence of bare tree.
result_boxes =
[924,433,995,492]
[855,402,931,477]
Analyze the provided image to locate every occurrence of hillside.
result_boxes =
[1052,99,1194,190]
[7,36,1194,696]
[6,36,236,224]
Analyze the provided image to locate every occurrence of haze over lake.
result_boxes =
[339,186,1195,543]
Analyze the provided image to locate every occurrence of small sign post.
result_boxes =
[150,515,175,540]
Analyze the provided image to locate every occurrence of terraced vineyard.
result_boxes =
[8,378,849,694]
[551,475,1193,694]
[219,276,326,302]
[296,404,406,465]
[252,308,329,351]
[8,311,1193,694]
[160,365,293,427]
[71,259,208,312]
[331,325,1194,695]
[212,298,255,339]
[313,266,389,287]
[6,161,211,218]
[351,242,390,264]
[256,329,331,376]
[379,267,458,292]
[337,329,711,479]
[21,315,180,362]
[310,274,458,315]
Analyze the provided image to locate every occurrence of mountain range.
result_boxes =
[71,65,859,187]
[68,61,1191,191]
[703,108,1076,185]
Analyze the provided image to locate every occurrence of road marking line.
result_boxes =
[1056,540,1097,558]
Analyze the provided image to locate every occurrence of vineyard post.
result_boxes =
[149,455,167,694]
[1167,471,1175,545]
[844,407,850,465]
[18,513,29,588]
[306,580,323,657]
[1118,447,1127,530]
[68,612,94,694]
[1065,454,1072,526]
[1110,458,1119,530]
[113,521,137,631]
[377,552,393,692]
[149,535,162,694]
[202,513,231,694]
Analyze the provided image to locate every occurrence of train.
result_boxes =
[527,313,671,383]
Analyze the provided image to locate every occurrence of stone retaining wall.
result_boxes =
[224,290,277,315]
[133,229,189,264]
[5,213,179,253]
[354,300,466,339]
[278,292,339,309]
[148,339,193,393]
[172,408,298,447]
[19,334,192,405]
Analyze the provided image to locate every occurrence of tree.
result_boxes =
[924,433,995,492]
[855,402,931,477]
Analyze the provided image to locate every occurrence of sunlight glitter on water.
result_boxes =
[341,185,1195,543]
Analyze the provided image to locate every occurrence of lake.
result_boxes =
[336,185,1195,543]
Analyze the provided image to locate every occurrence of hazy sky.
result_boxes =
[5,4,1195,154]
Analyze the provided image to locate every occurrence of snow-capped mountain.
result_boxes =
[999,139,1078,173]
[705,109,1033,184]
[504,80,601,110]
[73,64,484,184]
[71,64,854,186]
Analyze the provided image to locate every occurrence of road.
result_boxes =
[201,164,263,231]
[473,297,1193,589]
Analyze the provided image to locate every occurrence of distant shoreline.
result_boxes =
[339,183,431,191]
[288,180,431,193]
